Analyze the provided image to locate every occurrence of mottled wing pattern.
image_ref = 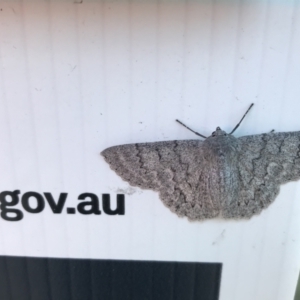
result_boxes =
[231,131,300,218]
[101,140,218,220]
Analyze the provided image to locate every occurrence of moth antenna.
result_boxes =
[176,119,207,139]
[230,103,254,135]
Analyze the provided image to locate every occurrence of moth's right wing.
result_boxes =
[101,140,218,220]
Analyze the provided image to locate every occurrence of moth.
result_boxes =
[101,104,300,220]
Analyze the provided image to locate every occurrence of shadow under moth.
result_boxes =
[101,104,299,220]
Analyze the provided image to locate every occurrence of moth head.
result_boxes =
[211,127,228,137]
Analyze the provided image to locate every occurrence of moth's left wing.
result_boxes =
[231,131,300,218]
[101,140,218,220]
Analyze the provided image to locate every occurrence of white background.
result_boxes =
[0,0,299,299]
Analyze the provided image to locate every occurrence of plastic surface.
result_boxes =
[0,1,299,300]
